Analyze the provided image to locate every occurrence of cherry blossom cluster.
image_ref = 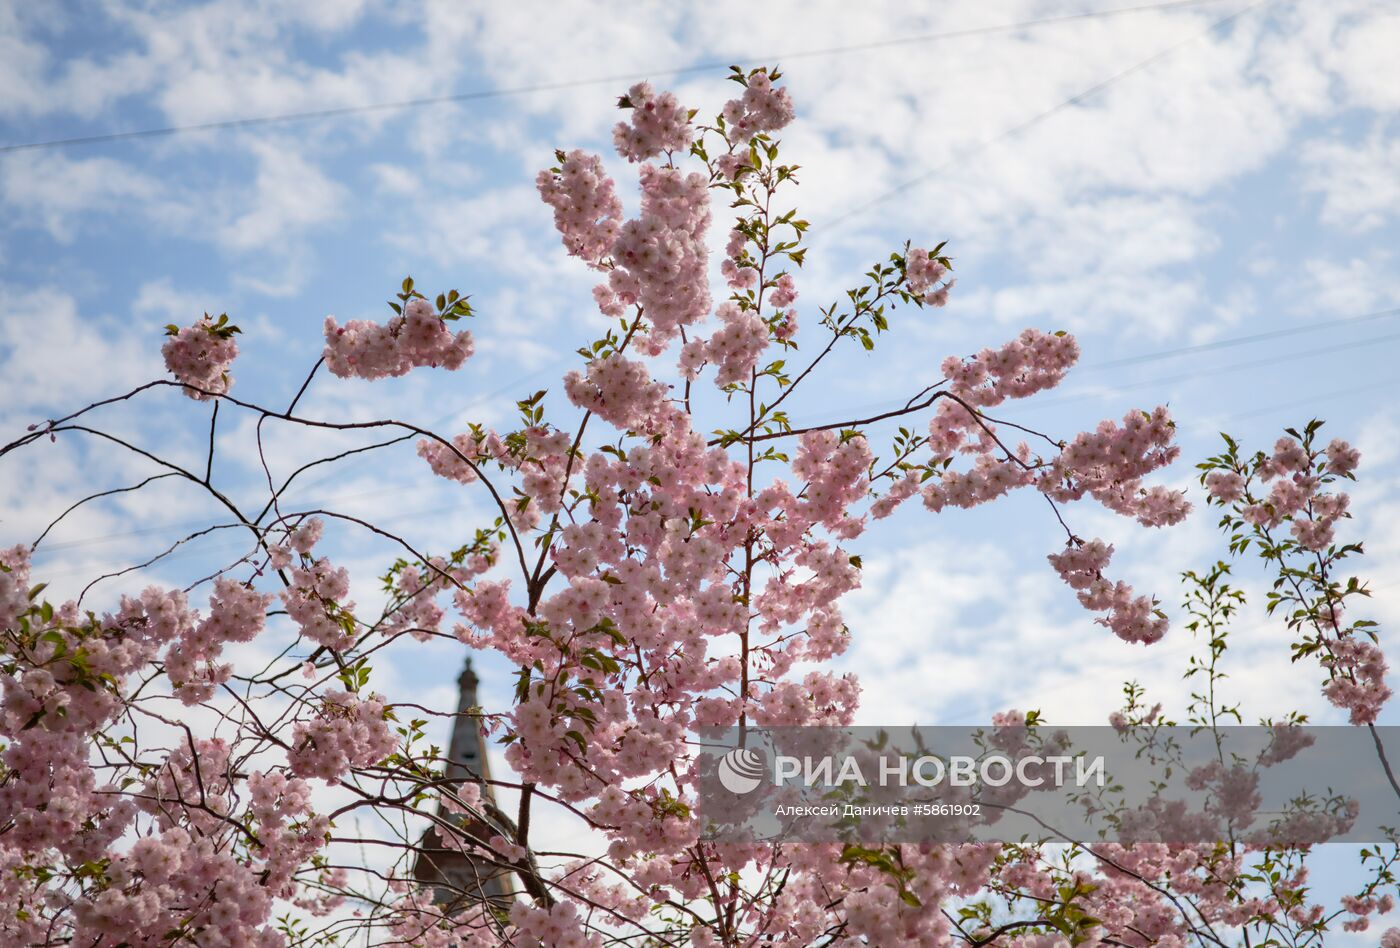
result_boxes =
[323,297,473,379]
[720,67,796,145]
[1200,425,1391,724]
[6,67,1395,948]
[1048,539,1168,643]
[562,351,670,431]
[69,822,287,946]
[288,688,396,780]
[161,314,239,400]
[245,771,331,901]
[604,163,712,351]
[710,71,795,179]
[0,542,348,945]
[678,300,769,386]
[870,470,922,519]
[1039,406,1189,528]
[613,81,693,162]
[537,149,623,268]
[938,327,1080,412]
[380,562,449,641]
[416,427,501,484]
[1343,893,1398,933]
[118,738,334,944]
[164,577,273,703]
[905,246,956,307]
[896,329,1186,633]
[677,224,795,386]
[417,422,577,536]
[544,84,728,351]
[281,562,355,650]
[1212,434,1359,552]
[1323,635,1391,726]
[0,544,30,631]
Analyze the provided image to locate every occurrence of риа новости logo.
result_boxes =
[716,747,767,795]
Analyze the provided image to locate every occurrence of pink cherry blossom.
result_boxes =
[2,67,1391,948]
[720,68,795,144]
[537,149,623,267]
[613,81,693,162]
[323,297,474,379]
[161,315,239,400]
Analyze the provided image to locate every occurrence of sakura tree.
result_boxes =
[1,67,1395,946]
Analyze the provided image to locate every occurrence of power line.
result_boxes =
[1222,376,1400,424]
[0,0,1228,154]
[825,0,1265,229]
[1020,328,1400,413]
[36,311,1398,558]
[2,0,1297,562]
[1080,306,1400,371]
[772,317,1400,431]
[279,0,1261,484]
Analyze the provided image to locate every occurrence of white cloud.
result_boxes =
[1,152,161,242]
[4,0,1390,345]
[1303,131,1400,233]
[1329,11,1400,113]
[0,286,161,417]
[370,162,422,196]
[217,138,346,250]
[969,272,1204,339]
[133,277,222,322]
[3,3,1400,920]
[1,0,395,123]
[0,6,55,119]
[950,194,1215,338]
[841,508,1341,730]
[1303,253,1400,316]
[0,140,343,277]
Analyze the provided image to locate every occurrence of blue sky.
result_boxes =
[3,0,1400,928]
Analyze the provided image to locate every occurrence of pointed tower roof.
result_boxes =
[412,656,515,910]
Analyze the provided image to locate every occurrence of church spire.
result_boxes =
[411,656,515,909]
[445,658,489,783]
